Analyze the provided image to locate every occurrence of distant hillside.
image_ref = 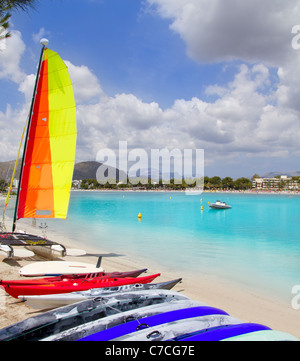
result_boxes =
[262,171,300,178]
[73,161,102,180]
[0,160,125,182]
[0,160,21,181]
[1,160,298,182]
[73,161,127,181]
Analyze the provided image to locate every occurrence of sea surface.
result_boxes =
[6,191,300,302]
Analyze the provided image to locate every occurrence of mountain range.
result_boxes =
[0,160,126,182]
[0,160,299,181]
[262,171,300,178]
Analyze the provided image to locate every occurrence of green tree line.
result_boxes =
[76,176,253,191]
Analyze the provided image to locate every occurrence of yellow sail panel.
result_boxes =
[17,48,76,220]
[47,48,77,219]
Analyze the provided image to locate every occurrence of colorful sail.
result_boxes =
[16,48,77,220]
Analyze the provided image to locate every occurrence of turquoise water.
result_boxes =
[44,191,300,302]
[5,191,300,302]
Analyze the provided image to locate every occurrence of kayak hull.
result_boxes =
[0,269,148,286]
[0,289,187,341]
[19,278,182,310]
[4,273,160,299]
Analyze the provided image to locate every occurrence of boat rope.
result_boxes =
[2,115,28,231]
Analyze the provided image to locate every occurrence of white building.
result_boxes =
[253,175,299,191]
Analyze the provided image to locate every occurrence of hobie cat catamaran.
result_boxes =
[0,39,83,261]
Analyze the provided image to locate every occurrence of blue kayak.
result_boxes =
[79,306,229,341]
[172,323,271,341]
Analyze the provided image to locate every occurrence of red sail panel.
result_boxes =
[17,57,55,219]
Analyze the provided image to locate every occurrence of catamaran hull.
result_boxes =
[18,278,182,310]
[0,245,13,261]
[0,245,34,261]
[26,245,86,259]
[26,245,66,260]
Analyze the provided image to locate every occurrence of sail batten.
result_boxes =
[16,47,77,221]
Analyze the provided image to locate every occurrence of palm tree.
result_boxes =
[0,0,36,42]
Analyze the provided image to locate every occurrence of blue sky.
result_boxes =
[10,0,230,108]
[1,0,300,178]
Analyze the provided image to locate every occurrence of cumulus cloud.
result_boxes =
[146,0,300,66]
[74,60,299,168]
[65,61,103,104]
[0,30,26,83]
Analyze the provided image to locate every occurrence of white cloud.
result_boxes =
[64,61,103,104]
[74,61,300,166]
[147,0,300,66]
[0,30,26,83]
[32,28,51,44]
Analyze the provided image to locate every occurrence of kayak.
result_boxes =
[112,314,242,341]
[43,299,206,341]
[19,278,182,310]
[79,306,230,341]
[0,268,148,286]
[4,273,160,299]
[171,323,271,341]
[0,289,188,341]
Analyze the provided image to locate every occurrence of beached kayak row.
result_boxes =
[0,267,298,342]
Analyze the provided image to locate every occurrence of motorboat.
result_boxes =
[209,200,231,209]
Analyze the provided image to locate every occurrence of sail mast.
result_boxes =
[12,39,49,232]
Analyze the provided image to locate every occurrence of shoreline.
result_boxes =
[0,217,300,339]
[70,188,300,195]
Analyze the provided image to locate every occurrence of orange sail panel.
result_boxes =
[17,48,76,220]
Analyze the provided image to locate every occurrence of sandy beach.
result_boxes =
[0,215,299,340]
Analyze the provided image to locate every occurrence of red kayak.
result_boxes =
[0,269,147,286]
[4,273,161,299]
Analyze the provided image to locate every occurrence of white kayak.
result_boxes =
[18,279,183,310]
[19,260,104,277]
[43,299,206,341]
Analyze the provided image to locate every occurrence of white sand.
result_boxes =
[0,217,299,339]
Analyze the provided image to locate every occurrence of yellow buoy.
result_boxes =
[138,212,142,219]
[170,197,172,200]
[201,206,203,210]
